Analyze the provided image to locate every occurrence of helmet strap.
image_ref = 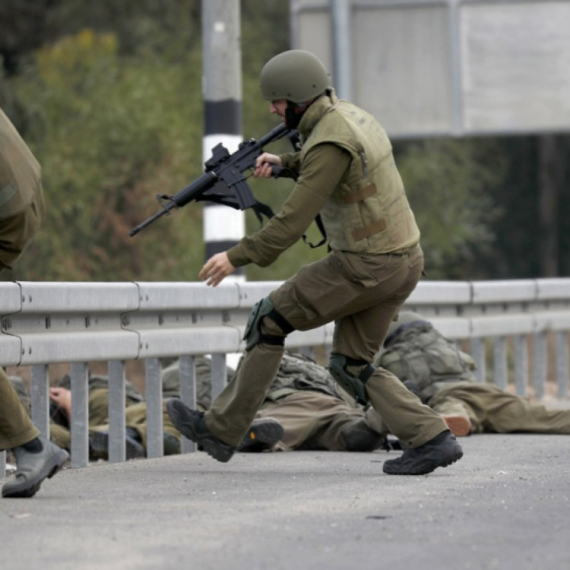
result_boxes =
[285,100,312,129]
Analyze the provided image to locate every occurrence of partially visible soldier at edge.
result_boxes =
[168,50,464,475]
[0,106,69,498]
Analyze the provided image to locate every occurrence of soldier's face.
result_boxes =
[270,99,287,120]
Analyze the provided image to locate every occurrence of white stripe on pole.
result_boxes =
[204,205,245,242]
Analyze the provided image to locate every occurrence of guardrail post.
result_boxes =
[179,355,197,453]
[211,353,227,399]
[494,337,508,390]
[514,335,528,397]
[108,360,127,463]
[533,331,548,399]
[30,364,50,437]
[470,338,486,382]
[145,358,163,459]
[70,362,89,468]
[555,331,569,399]
[297,346,314,359]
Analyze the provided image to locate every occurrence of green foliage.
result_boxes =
[396,137,506,279]
[2,0,568,283]
[7,29,205,281]
[2,0,302,283]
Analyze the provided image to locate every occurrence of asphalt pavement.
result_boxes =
[1,434,569,570]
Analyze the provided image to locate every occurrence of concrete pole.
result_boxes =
[202,0,244,277]
[331,0,352,100]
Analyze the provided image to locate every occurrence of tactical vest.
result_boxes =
[0,108,42,219]
[264,351,345,402]
[377,321,477,402]
[297,91,420,253]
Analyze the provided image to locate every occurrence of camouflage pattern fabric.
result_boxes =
[160,352,353,409]
[376,320,477,403]
[264,351,350,404]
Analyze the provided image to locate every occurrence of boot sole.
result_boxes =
[167,399,234,463]
[238,419,284,452]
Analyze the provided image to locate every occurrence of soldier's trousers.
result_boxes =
[205,246,447,448]
[107,400,180,452]
[429,384,570,434]
[0,368,39,450]
[255,391,378,451]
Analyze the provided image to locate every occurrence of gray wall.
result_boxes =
[290,0,570,138]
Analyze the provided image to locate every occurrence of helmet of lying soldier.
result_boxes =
[385,311,427,342]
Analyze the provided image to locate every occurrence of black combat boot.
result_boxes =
[167,398,235,463]
[382,430,463,475]
[237,418,285,452]
[341,419,386,452]
[89,428,145,461]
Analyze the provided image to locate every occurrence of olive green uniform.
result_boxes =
[205,90,446,449]
[10,376,181,455]
[0,107,45,452]
[253,352,384,451]
[0,370,40,451]
[377,320,570,435]
[48,388,117,451]
[53,379,181,455]
[163,353,384,452]
[88,394,181,454]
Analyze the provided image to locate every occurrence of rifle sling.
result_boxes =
[198,192,327,249]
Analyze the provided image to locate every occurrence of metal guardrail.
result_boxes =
[2,278,570,471]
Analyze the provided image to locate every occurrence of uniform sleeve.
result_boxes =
[279,151,302,174]
[227,144,351,268]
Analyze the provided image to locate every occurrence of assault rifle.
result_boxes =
[129,123,296,237]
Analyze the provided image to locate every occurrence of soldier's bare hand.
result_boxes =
[254,153,282,178]
[199,252,236,287]
[49,387,72,416]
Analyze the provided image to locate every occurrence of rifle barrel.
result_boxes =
[128,205,174,237]
[256,122,290,147]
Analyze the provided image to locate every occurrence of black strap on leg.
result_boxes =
[258,333,286,347]
[267,308,295,335]
[343,356,375,383]
[258,308,295,347]
[244,297,296,350]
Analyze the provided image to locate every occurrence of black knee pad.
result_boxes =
[243,297,294,351]
[328,354,375,405]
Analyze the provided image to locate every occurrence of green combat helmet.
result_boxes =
[260,49,330,103]
[386,311,427,342]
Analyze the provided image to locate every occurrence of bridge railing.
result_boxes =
[1,278,569,470]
